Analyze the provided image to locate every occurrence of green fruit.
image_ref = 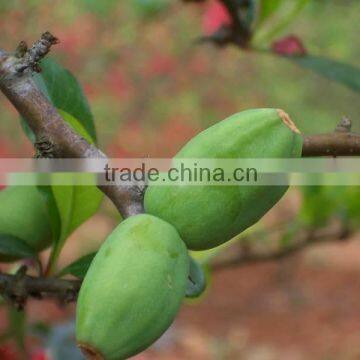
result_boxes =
[144,108,303,250]
[0,186,52,261]
[76,214,189,360]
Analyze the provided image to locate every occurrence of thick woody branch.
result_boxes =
[0,33,143,218]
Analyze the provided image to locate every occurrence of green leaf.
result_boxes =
[0,234,36,259]
[37,186,62,246]
[58,110,94,144]
[256,0,309,42]
[289,55,360,93]
[186,255,207,299]
[20,57,97,142]
[258,0,283,25]
[55,186,102,240]
[20,119,36,144]
[34,58,97,142]
[47,184,103,273]
[34,109,101,273]
[59,252,96,278]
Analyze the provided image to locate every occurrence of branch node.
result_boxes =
[3,266,29,310]
[14,41,28,58]
[302,116,360,157]
[35,137,55,158]
[15,31,59,73]
[335,116,352,133]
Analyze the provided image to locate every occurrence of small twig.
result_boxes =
[196,26,235,47]
[15,32,59,73]
[183,0,252,48]
[219,0,252,47]
[211,222,350,271]
[335,117,352,133]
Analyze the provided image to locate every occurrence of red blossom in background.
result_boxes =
[105,65,133,98]
[30,349,51,360]
[202,0,232,35]
[83,83,97,99]
[0,139,12,157]
[54,16,96,57]
[144,54,176,78]
[107,118,199,157]
[107,122,145,157]
[156,117,199,156]
[271,35,307,56]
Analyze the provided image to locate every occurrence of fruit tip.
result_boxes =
[77,342,104,360]
[277,109,301,134]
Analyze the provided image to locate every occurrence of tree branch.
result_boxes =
[0,33,144,218]
[302,117,360,156]
[0,266,81,310]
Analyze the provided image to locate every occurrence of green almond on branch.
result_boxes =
[0,186,53,261]
[76,214,189,360]
[144,108,303,250]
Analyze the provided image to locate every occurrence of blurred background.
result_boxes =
[0,0,359,359]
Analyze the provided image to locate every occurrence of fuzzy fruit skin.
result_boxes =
[0,186,52,261]
[76,214,189,360]
[144,108,303,250]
